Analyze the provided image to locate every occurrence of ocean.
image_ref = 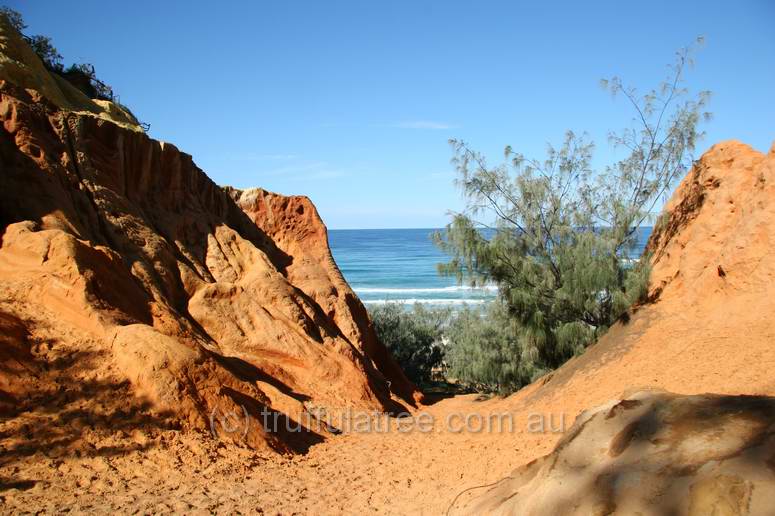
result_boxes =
[329,227,653,308]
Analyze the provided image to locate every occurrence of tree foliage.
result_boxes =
[435,43,710,391]
[61,63,115,101]
[369,304,448,386]
[0,6,25,34]
[25,34,64,72]
[444,302,530,394]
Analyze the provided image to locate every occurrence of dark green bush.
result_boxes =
[444,302,532,394]
[370,303,448,386]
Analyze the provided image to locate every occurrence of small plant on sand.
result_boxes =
[435,42,711,393]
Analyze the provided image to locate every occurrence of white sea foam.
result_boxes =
[354,285,498,294]
[361,298,488,306]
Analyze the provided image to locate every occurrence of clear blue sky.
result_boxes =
[9,1,775,228]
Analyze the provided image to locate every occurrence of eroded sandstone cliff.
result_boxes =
[0,21,419,454]
[229,187,422,406]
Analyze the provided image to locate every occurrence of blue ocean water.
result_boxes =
[328,228,653,307]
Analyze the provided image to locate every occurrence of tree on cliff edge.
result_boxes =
[436,42,711,391]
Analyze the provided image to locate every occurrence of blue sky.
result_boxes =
[9,1,775,228]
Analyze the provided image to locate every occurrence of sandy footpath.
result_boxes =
[0,392,562,514]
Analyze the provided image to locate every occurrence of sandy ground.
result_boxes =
[0,391,563,515]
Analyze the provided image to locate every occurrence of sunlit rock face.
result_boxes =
[456,391,775,515]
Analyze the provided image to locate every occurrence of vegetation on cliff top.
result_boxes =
[0,6,146,130]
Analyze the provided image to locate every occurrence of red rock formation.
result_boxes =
[0,78,419,453]
[646,140,775,309]
[230,187,423,405]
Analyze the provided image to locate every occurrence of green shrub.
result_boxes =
[370,303,448,386]
[60,63,115,101]
[444,302,533,394]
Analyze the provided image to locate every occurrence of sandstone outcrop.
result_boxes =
[455,391,775,515]
[0,18,420,454]
[646,140,775,312]
[229,187,422,405]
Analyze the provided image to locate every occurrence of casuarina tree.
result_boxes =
[436,42,711,390]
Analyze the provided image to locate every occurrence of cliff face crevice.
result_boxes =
[0,80,420,453]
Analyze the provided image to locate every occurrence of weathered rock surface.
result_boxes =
[0,19,419,454]
[230,187,422,405]
[455,391,775,515]
[647,140,775,311]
